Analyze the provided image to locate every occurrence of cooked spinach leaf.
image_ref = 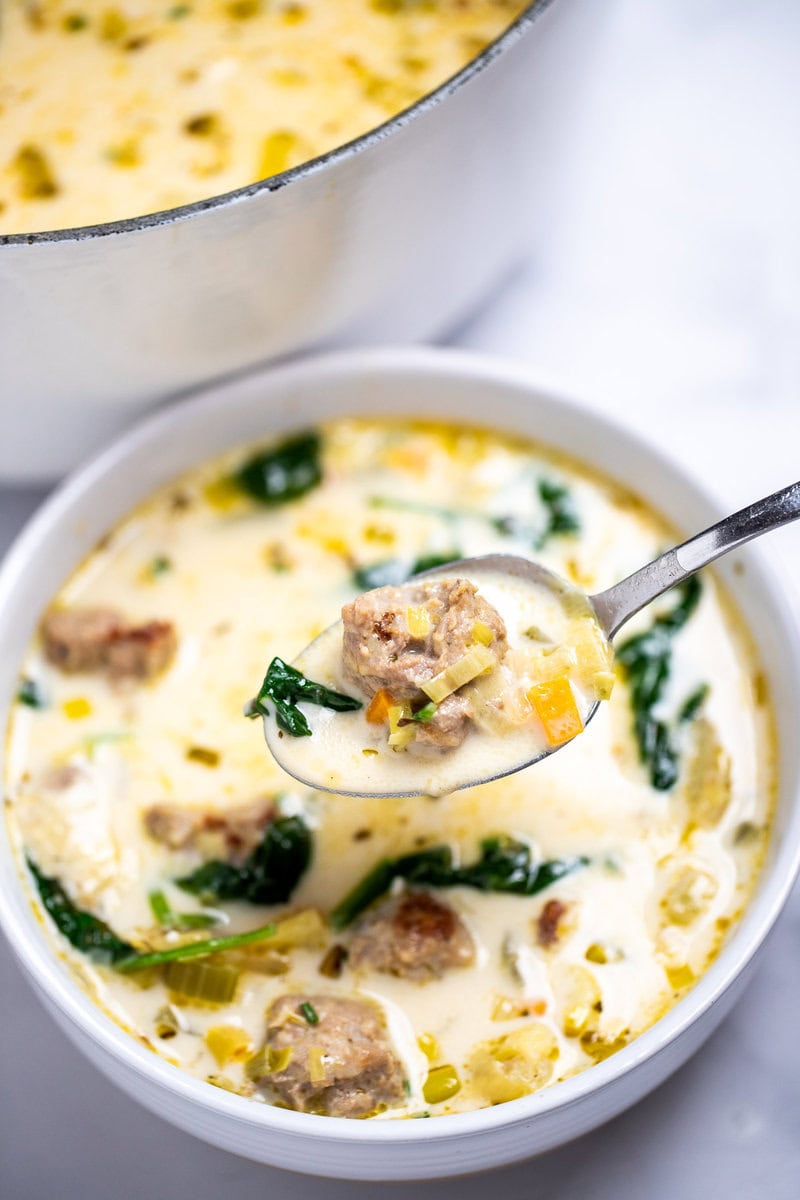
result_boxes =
[678,682,709,724]
[233,431,322,506]
[176,814,312,905]
[492,478,580,549]
[367,476,579,555]
[536,477,581,542]
[352,551,461,591]
[28,859,134,964]
[330,837,587,929]
[16,677,46,709]
[245,656,362,736]
[616,575,702,790]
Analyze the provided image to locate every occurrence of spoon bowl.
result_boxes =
[263,553,605,796]
[264,477,800,797]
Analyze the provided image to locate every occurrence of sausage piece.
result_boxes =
[536,898,568,948]
[256,994,406,1117]
[342,578,506,748]
[143,796,274,861]
[42,607,176,681]
[348,889,475,981]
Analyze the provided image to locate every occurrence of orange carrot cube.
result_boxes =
[365,688,394,724]
[527,677,584,746]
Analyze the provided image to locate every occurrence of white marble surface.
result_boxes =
[2,1,800,1196]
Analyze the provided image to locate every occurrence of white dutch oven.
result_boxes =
[1,347,798,1180]
[0,0,602,482]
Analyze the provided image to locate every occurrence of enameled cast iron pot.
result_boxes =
[0,0,600,481]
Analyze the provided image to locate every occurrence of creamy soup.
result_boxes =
[5,419,774,1119]
[0,0,528,234]
[264,565,614,796]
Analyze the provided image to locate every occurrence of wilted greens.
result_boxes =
[176,814,312,905]
[245,657,362,737]
[616,575,703,790]
[28,859,134,964]
[233,431,322,506]
[353,551,461,591]
[330,837,587,929]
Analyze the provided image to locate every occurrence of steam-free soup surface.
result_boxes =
[0,0,528,233]
[5,419,774,1119]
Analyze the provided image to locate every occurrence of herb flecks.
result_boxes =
[176,814,311,905]
[17,677,47,709]
[678,682,709,724]
[299,1000,319,1025]
[233,431,322,506]
[246,656,361,737]
[186,745,221,768]
[330,838,587,929]
[616,576,703,790]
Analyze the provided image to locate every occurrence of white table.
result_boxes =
[2,1,800,1195]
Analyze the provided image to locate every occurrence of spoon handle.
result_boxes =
[591,480,800,638]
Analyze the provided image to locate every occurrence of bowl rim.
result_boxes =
[0,0,549,248]
[2,343,799,1148]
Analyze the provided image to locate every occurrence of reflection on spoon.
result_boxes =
[257,479,800,798]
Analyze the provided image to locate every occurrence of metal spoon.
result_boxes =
[264,479,800,796]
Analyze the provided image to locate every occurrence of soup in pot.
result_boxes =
[5,418,774,1118]
[0,0,529,234]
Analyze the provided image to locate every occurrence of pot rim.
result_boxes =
[1,345,799,1152]
[0,0,550,249]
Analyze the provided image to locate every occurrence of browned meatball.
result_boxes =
[341,578,506,749]
[254,994,406,1117]
[348,890,475,981]
[143,796,274,860]
[41,607,176,680]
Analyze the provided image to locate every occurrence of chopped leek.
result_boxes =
[406,605,434,638]
[388,703,415,749]
[163,959,240,1004]
[422,643,496,703]
[269,907,328,949]
[205,1024,253,1066]
[409,700,437,724]
[307,1045,326,1083]
[471,621,494,646]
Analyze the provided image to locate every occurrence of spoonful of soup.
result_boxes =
[252,479,800,797]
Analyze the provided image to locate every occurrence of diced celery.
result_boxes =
[422,644,496,703]
[162,959,240,1005]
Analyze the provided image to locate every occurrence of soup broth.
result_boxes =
[1,0,528,233]
[5,418,774,1118]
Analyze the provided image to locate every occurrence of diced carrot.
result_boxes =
[365,688,394,724]
[527,677,584,746]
